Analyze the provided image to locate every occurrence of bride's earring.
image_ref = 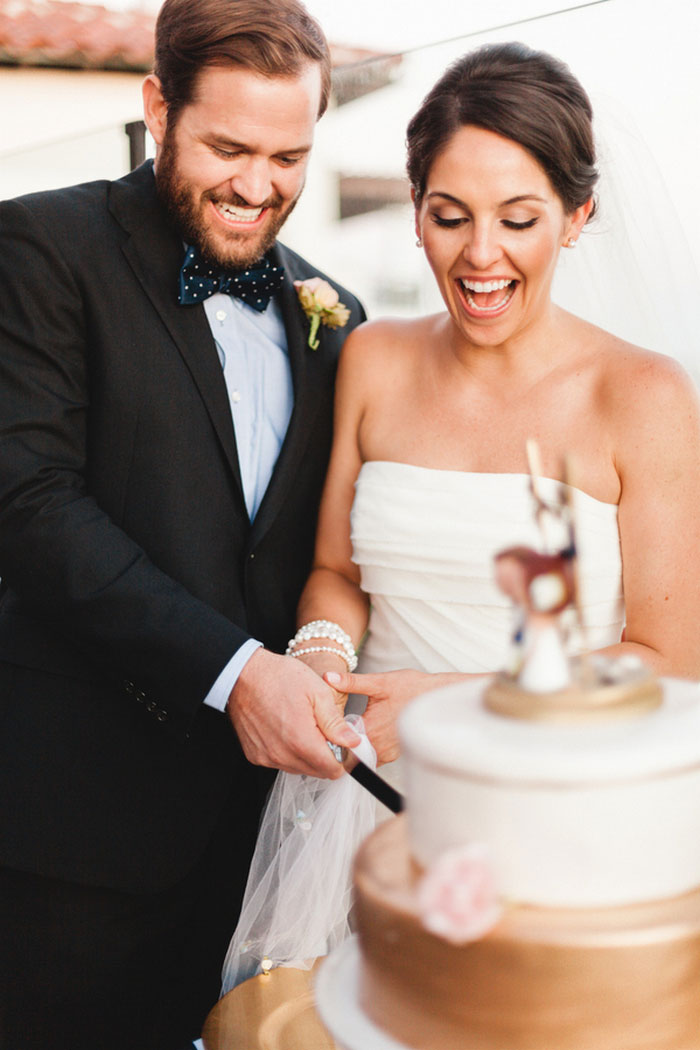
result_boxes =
[416,236,423,247]
[565,237,577,248]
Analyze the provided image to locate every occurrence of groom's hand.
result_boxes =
[227,648,361,778]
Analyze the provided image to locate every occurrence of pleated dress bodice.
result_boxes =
[351,461,624,675]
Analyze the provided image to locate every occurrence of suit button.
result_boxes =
[157,709,168,722]
[146,700,157,712]
[135,690,146,703]
[124,681,135,694]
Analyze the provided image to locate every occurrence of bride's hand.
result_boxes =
[324,669,464,765]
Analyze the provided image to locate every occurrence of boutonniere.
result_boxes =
[294,277,351,350]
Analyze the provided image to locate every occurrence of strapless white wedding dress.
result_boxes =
[221,461,625,993]
[351,461,624,675]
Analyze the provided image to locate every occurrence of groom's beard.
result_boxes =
[155,129,301,271]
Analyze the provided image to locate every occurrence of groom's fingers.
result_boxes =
[312,695,362,751]
[227,648,359,778]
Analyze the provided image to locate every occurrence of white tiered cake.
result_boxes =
[317,458,700,1049]
[402,674,700,909]
[317,673,700,1050]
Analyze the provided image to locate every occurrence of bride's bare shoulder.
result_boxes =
[341,314,441,349]
[338,313,443,374]
[574,321,700,447]
[587,325,697,405]
[562,312,692,392]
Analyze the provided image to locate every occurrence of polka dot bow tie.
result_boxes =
[178,245,285,311]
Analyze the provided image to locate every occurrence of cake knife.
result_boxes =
[328,742,404,814]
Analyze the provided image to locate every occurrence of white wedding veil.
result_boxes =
[553,95,700,385]
[220,715,380,994]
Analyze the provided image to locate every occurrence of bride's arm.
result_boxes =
[599,350,700,678]
[292,329,374,694]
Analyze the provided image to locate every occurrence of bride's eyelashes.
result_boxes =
[431,215,465,228]
[502,217,539,230]
[430,215,540,231]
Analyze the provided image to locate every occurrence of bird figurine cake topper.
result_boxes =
[484,441,661,722]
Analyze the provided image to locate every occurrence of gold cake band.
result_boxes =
[354,817,700,1050]
[483,669,663,723]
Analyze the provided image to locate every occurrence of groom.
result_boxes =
[0,0,364,1046]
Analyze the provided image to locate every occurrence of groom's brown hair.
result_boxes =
[153,0,331,125]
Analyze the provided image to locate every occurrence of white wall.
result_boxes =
[3,0,699,374]
[0,66,144,197]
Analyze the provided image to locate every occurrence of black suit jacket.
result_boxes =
[0,161,365,892]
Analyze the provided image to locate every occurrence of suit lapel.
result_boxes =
[248,244,333,546]
[109,168,339,541]
[109,164,245,504]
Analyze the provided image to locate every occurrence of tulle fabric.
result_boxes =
[220,715,378,994]
[552,97,700,386]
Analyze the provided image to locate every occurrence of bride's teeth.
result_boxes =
[462,278,512,293]
[460,277,516,312]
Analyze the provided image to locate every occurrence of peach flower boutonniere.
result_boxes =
[294,277,351,349]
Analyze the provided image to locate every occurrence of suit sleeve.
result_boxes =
[0,197,250,732]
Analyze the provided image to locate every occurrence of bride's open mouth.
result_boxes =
[457,277,517,317]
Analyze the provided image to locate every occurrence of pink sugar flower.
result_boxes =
[417,842,503,944]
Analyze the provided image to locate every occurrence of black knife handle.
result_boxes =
[349,761,404,814]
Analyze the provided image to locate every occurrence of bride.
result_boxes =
[221,40,700,991]
[293,40,700,759]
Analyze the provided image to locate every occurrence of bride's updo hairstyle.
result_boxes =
[407,41,598,217]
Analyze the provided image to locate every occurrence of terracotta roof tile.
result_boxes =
[0,0,155,70]
[0,0,386,74]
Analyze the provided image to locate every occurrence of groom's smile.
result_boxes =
[212,199,265,225]
[146,62,322,271]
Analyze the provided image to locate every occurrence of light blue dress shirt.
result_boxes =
[201,291,294,711]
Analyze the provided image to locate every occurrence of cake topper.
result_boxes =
[484,441,662,722]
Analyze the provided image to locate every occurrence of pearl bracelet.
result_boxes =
[289,645,357,672]
[286,619,358,671]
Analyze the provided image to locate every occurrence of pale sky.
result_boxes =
[95,0,616,54]
[304,0,607,54]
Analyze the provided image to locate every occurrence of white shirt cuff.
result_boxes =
[203,638,263,712]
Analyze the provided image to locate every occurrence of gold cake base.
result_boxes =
[353,816,700,1050]
[483,662,663,723]
[202,961,339,1049]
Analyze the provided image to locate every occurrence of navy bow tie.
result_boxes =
[178,246,285,312]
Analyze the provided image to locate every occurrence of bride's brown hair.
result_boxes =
[407,41,598,217]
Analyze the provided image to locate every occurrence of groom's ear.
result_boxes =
[142,75,168,149]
